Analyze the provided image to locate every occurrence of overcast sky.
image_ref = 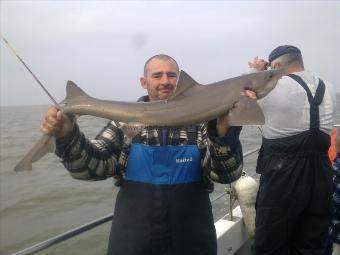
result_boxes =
[1,1,339,106]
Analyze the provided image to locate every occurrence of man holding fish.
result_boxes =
[40,54,256,255]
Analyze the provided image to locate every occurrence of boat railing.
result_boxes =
[11,146,261,255]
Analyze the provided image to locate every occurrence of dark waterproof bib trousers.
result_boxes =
[254,75,333,255]
[107,144,217,255]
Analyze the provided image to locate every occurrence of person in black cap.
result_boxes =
[248,45,336,255]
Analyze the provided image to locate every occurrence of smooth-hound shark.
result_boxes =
[14,69,285,171]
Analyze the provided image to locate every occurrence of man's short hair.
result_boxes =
[269,45,303,68]
[144,54,179,75]
[269,45,301,63]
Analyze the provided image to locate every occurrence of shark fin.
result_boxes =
[14,134,56,171]
[61,81,89,104]
[121,122,146,144]
[168,70,199,100]
[228,97,265,126]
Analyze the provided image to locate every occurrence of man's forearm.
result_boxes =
[55,122,123,180]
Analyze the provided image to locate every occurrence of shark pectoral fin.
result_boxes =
[121,122,146,144]
[228,97,265,126]
[14,134,56,172]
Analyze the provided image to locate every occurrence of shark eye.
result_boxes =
[264,71,274,81]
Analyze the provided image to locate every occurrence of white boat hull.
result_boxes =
[216,206,251,255]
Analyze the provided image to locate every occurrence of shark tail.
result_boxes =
[15,81,88,172]
[14,134,56,171]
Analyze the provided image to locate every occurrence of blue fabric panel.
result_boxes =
[125,144,202,184]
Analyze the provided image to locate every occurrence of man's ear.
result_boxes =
[140,77,147,89]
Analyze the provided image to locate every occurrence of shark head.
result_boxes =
[253,68,286,99]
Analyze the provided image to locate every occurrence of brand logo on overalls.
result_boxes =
[176,157,193,163]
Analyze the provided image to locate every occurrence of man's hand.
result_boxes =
[248,56,268,71]
[245,90,257,99]
[216,113,230,137]
[40,106,73,138]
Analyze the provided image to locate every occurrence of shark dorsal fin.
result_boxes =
[65,80,89,100]
[168,70,199,100]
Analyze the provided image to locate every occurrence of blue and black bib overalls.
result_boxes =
[107,130,217,255]
[254,74,333,255]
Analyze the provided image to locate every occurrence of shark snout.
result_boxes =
[255,68,285,99]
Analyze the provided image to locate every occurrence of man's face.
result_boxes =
[140,58,178,101]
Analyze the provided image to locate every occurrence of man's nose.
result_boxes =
[160,75,170,84]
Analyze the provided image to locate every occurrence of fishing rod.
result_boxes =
[1,36,59,106]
